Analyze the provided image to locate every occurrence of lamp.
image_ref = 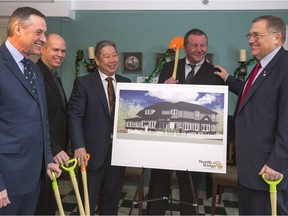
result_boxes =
[86,46,97,72]
[237,49,247,81]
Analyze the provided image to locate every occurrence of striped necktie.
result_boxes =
[185,64,196,84]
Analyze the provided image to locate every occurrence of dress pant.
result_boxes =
[35,177,57,215]
[78,144,125,215]
[238,181,288,215]
[0,181,41,215]
[146,169,203,215]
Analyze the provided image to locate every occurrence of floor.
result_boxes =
[57,171,239,215]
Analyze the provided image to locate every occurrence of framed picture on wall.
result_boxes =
[155,52,175,67]
[122,52,142,73]
[206,53,214,64]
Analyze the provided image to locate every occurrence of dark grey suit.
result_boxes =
[68,70,131,214]
[0,43,53,214]
[226,47,288,214]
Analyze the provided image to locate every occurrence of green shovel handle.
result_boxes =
[61,158,78,177]
[51,171,58,190]
[262,173,283,193]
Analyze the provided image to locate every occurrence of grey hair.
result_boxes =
[94,40,118,58]
[253,15,286,43]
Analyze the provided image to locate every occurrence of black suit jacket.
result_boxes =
[68,71,131,170]
[158,58,224,85]
[226,47,288,191]
[37,59,69,156]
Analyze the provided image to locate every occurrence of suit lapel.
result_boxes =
[38,59,66,110]
[1,46,39,102]
[92,71,111,119]
[176,58,186,84]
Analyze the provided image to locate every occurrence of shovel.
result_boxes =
[62,158,85,216]
[262,173,283,216]
[169,36,184,79]
[80,154,90,215]
[51,171,65,216]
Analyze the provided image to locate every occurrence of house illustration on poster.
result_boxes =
[124,101,218,135]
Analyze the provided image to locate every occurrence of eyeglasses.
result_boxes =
[246,32,278,40]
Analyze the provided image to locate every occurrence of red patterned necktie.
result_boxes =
[238,61,261,112]
[106,77,116,122]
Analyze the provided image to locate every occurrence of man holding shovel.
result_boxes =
[0,7,62,214]
[215,15,288,214]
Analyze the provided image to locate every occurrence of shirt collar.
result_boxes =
[185,58,204,67]
[98,70,116,82]
[259,46,281,69]
[5,39,25,64]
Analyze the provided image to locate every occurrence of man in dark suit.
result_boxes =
[68,40,131,215]
[0,7,61,214]
[35,33,70,215]
[146,28,224,215]
[215,15,288,214]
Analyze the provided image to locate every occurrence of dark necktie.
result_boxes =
[185,64,196,84]
[106,77,116,123]
[53,71,66,106]
[238,61,261,112]
[22,58,38,98]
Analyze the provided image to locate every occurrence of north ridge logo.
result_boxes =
[199,160,223,169]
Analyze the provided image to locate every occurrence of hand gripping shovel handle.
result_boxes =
[52,172,65,216]
[80,154,90,216]
[262,173,283,216]
[62,158,85,216]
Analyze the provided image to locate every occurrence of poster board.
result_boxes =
[111,83,228,174]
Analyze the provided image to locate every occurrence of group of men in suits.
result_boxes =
[0,6,287,216]
[0,6,131,215]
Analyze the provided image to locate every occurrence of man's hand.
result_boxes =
[74,147,88,168]
[47,163,62,180]
[164,77,179,84]
[214,65,229,81]
[53,150,70,167]
[259,164,283,181]
[0,189,11,208]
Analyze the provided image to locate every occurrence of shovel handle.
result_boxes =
[61,158,77,177]
[261,173,283,192]
[51,172,65,216]
[172,49,180,79]
[80,154,90,172]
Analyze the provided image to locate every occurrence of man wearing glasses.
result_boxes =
[215,15,288,215]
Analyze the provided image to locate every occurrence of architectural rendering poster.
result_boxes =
[111,83,228,173]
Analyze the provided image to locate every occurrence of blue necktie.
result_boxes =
[22,58,38,98]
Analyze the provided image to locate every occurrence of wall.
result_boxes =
[45,10,288,114]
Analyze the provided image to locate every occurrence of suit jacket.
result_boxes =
[68,71,131,170]
[226,47,288,190]
[0,43,53,195]
[37,59,69,156]
[158,58,224,85]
